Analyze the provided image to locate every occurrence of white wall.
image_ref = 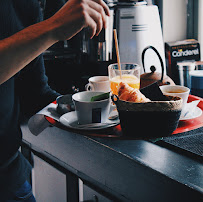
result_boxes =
[162,0,188,42]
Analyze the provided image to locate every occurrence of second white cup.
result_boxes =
[160,85,190,109]
[85,76,110,92]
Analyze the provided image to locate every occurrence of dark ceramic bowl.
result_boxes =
[112,95,183,139]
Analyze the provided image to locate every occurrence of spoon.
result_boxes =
[108,108,119,120]
[76,122,118,129]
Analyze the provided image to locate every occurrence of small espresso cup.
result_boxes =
[160,85,190,109]
[85,76,110,92]
[72,91,111,125]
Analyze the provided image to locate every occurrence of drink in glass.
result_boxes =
[108,63,140,95]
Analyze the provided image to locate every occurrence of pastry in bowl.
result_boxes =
[112,82,183,138]
[118,82,150,103]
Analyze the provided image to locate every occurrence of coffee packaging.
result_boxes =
[165,39,201,84]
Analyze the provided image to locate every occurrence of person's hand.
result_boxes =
[48,0,110,41]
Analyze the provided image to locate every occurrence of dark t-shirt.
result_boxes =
[0,0,59,196]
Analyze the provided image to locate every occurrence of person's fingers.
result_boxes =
[87,0,108,30]
[85,5,103,35]
[93,0,110,16]
[84,13,97,38]
[50,0,110,40]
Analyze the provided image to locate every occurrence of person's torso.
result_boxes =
[0,0,42,164]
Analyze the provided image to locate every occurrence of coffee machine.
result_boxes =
[110,0,166,74]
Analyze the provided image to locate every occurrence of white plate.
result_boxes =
[60,111,120,130]
[179,106,202,121]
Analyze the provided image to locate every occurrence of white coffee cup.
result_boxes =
[160,85,190,108]
[85,76,110,92]
[72,91,111,125]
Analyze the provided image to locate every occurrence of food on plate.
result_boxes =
[117,82,150,103]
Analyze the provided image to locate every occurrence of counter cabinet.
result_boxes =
[22,144,116,202]
[21,121,203,202]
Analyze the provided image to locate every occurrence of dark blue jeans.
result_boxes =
[7,181,36,202]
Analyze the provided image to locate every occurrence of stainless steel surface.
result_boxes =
[82,6,114,62]
[177,61,196,88]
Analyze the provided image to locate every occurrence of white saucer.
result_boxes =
[60,111,120,130]
[179,106,202,121]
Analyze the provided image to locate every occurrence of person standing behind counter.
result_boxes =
[0,0,110,201]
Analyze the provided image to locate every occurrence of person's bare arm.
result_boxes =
[0,0,110,85]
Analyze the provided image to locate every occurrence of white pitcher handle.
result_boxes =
[85,83,94,91]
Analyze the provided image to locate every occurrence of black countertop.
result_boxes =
[21,121,203,201]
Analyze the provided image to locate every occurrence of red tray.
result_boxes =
[46,95,203,137]
[172,94,203,134]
